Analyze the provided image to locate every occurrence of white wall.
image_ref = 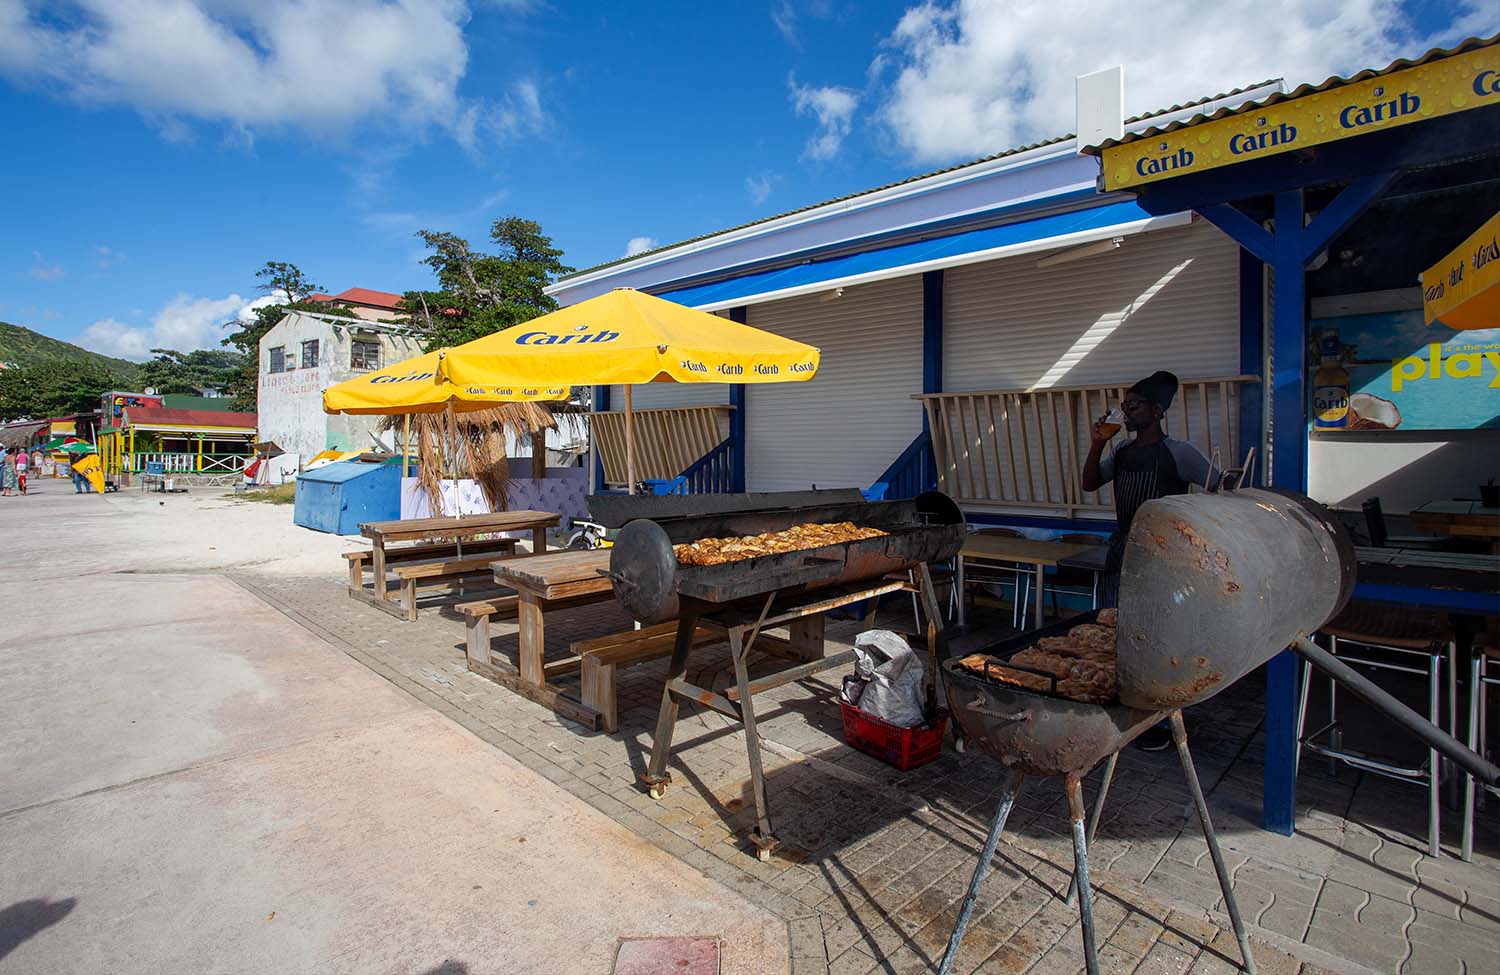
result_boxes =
[1308,436,1498,513]
[257,313,424,464]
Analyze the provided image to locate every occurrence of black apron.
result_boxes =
[1099,439,1192,607]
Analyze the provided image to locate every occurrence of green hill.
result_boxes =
[0,321,142,382]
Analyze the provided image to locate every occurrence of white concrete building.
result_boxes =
[256,311,424,464]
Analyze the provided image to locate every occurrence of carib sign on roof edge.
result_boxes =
[1099,42,1500,191]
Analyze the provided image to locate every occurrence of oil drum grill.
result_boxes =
[593,489,966,860]
[937,489,1500,975]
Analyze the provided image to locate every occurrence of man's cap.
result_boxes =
[1128,370,1179,410]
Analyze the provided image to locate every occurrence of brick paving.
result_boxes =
[234,572,1500,975]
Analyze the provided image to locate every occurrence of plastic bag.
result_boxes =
[851,629,927,728]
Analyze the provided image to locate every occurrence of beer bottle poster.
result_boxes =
[1308,310,1500,431]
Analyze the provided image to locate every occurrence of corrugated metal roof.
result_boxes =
[559,80,1281,281]
[1085,35,1499,153]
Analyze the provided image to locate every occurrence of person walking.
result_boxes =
[14,447,28,494]
[1,449,16,497]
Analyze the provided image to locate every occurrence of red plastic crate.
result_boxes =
[839,701,947,771]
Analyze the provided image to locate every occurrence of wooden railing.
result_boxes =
[591,405,733,487]
[680,438,737,494]
[129,452,248,474]
[916,375,1259,516]
[869,431,938,500]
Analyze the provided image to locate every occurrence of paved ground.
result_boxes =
[239,545,1500,975]
[0,483,789,975]
[4,482,1496,975]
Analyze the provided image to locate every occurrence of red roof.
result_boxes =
[308,292,334,302]
[326,287,404,310]
[124,407,258,430]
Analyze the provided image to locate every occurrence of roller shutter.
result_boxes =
[943,219,1241,391]
[744,276,924,491]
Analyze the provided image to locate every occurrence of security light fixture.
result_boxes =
[1035,236,1125,269]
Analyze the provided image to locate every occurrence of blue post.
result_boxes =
[728,306,748,492]
[593,384,610,491]
[1263,188,1308,836]
[922,270,943,401]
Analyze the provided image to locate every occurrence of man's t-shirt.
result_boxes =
[1098,436,1219,542]
[14,453,27,471]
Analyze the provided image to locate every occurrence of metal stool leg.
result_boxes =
[1296,657,1313,778]
[1428,651,1442,858]
[1065,773,1102,975]
[1328,636,1342,776]
[1066,752,1117,906]
[1171,712,1257,974]
[1447,640,1460,809]
[1463,652,1480,862]
[937,774,1023,975]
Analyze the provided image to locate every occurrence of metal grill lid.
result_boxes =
[1114,489,1355,710]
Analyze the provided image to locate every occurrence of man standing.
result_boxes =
[1080,370,1221,749]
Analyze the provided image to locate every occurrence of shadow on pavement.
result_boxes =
[0,897,77,961]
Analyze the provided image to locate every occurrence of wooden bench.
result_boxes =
[379,552,526,622]
[344,538,515,592]
[575,622,722,733]
[457,590,616,673]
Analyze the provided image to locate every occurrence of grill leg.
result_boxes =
[937,773,1023,975]
[640,615,699,799]
[1171,711,1257,974]
[1066,774,1102,975]
[729,624,778,860]
[916,561,946,717]
[1066,751,1118,906]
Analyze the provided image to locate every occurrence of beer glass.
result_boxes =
[1098,407,1124,440]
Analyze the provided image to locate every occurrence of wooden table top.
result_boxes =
[494,548,612,598]
[360,509,560,543]
[959,534,1094,567]
[1410,500,1500,520]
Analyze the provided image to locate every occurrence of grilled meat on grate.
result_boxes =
[959,616,1121,705]
[672,521,889,566]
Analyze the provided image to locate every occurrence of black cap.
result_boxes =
[1128,370,1179,410]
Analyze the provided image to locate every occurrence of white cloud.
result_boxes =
[80,292,285,360]
[789,75,859,160]
[875,0,1492,164]
[771,1,799,46]
[28,250,63,281]
[0,1,544,147]
[94,245,125,269]
[624,236,658,257]
[745,171,778,205]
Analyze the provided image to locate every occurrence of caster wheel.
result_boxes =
[648,783,667,800]
[755,847,773,863]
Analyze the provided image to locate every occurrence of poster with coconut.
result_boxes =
[1310,309,1500,432]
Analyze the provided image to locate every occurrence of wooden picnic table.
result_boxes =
[358,510,559,605]
[956,534,1093,630]
[455,549,618,728]
[1409,500,1500,551]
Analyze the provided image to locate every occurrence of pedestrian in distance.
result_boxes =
[0,449,16,497]
[14,447,27,494]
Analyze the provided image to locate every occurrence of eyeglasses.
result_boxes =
[1121,398,1150,412]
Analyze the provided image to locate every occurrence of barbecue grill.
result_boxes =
[937,488,1500,975]
[592,488,965,859]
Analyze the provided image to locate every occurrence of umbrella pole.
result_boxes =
[402,415,410,478]
[625,384,636,495]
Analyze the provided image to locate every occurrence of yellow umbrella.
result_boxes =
[1423,210,1500,330]
[322,349,567,415]
[435,289,821,492]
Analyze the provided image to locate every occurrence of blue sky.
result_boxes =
[0,0,1490,360]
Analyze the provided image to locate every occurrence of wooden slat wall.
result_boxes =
[591,406,733,486]
[919,376,1257,516]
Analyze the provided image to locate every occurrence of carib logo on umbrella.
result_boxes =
[514,323,620,345]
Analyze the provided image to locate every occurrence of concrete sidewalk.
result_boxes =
[0,483,789,974]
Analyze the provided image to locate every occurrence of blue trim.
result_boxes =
[1298,172,1400,263]
[872,431,937,500]
[658,200,1155,308]
[1354,582,1500,615]
[1237,250,1264,481]
[962,511,1117,532]
[1203,204,1273,263]
[727,306,748,492]
[678,439,736,494]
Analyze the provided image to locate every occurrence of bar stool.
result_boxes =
[1297,600,1457,857]
[1462,633,1499,862]
[1040,533,1107,619]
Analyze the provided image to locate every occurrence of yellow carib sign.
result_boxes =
[1100,43,1500,191]
[1422,210,1500,330]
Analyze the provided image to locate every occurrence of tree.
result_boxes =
[0,360,121,421]
[220,260,324,410]
[138,348,246,395]
[406,216,573,349]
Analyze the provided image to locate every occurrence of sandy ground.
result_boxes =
[0,480,789,974]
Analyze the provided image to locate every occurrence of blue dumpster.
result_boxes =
[293,459,401,535]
